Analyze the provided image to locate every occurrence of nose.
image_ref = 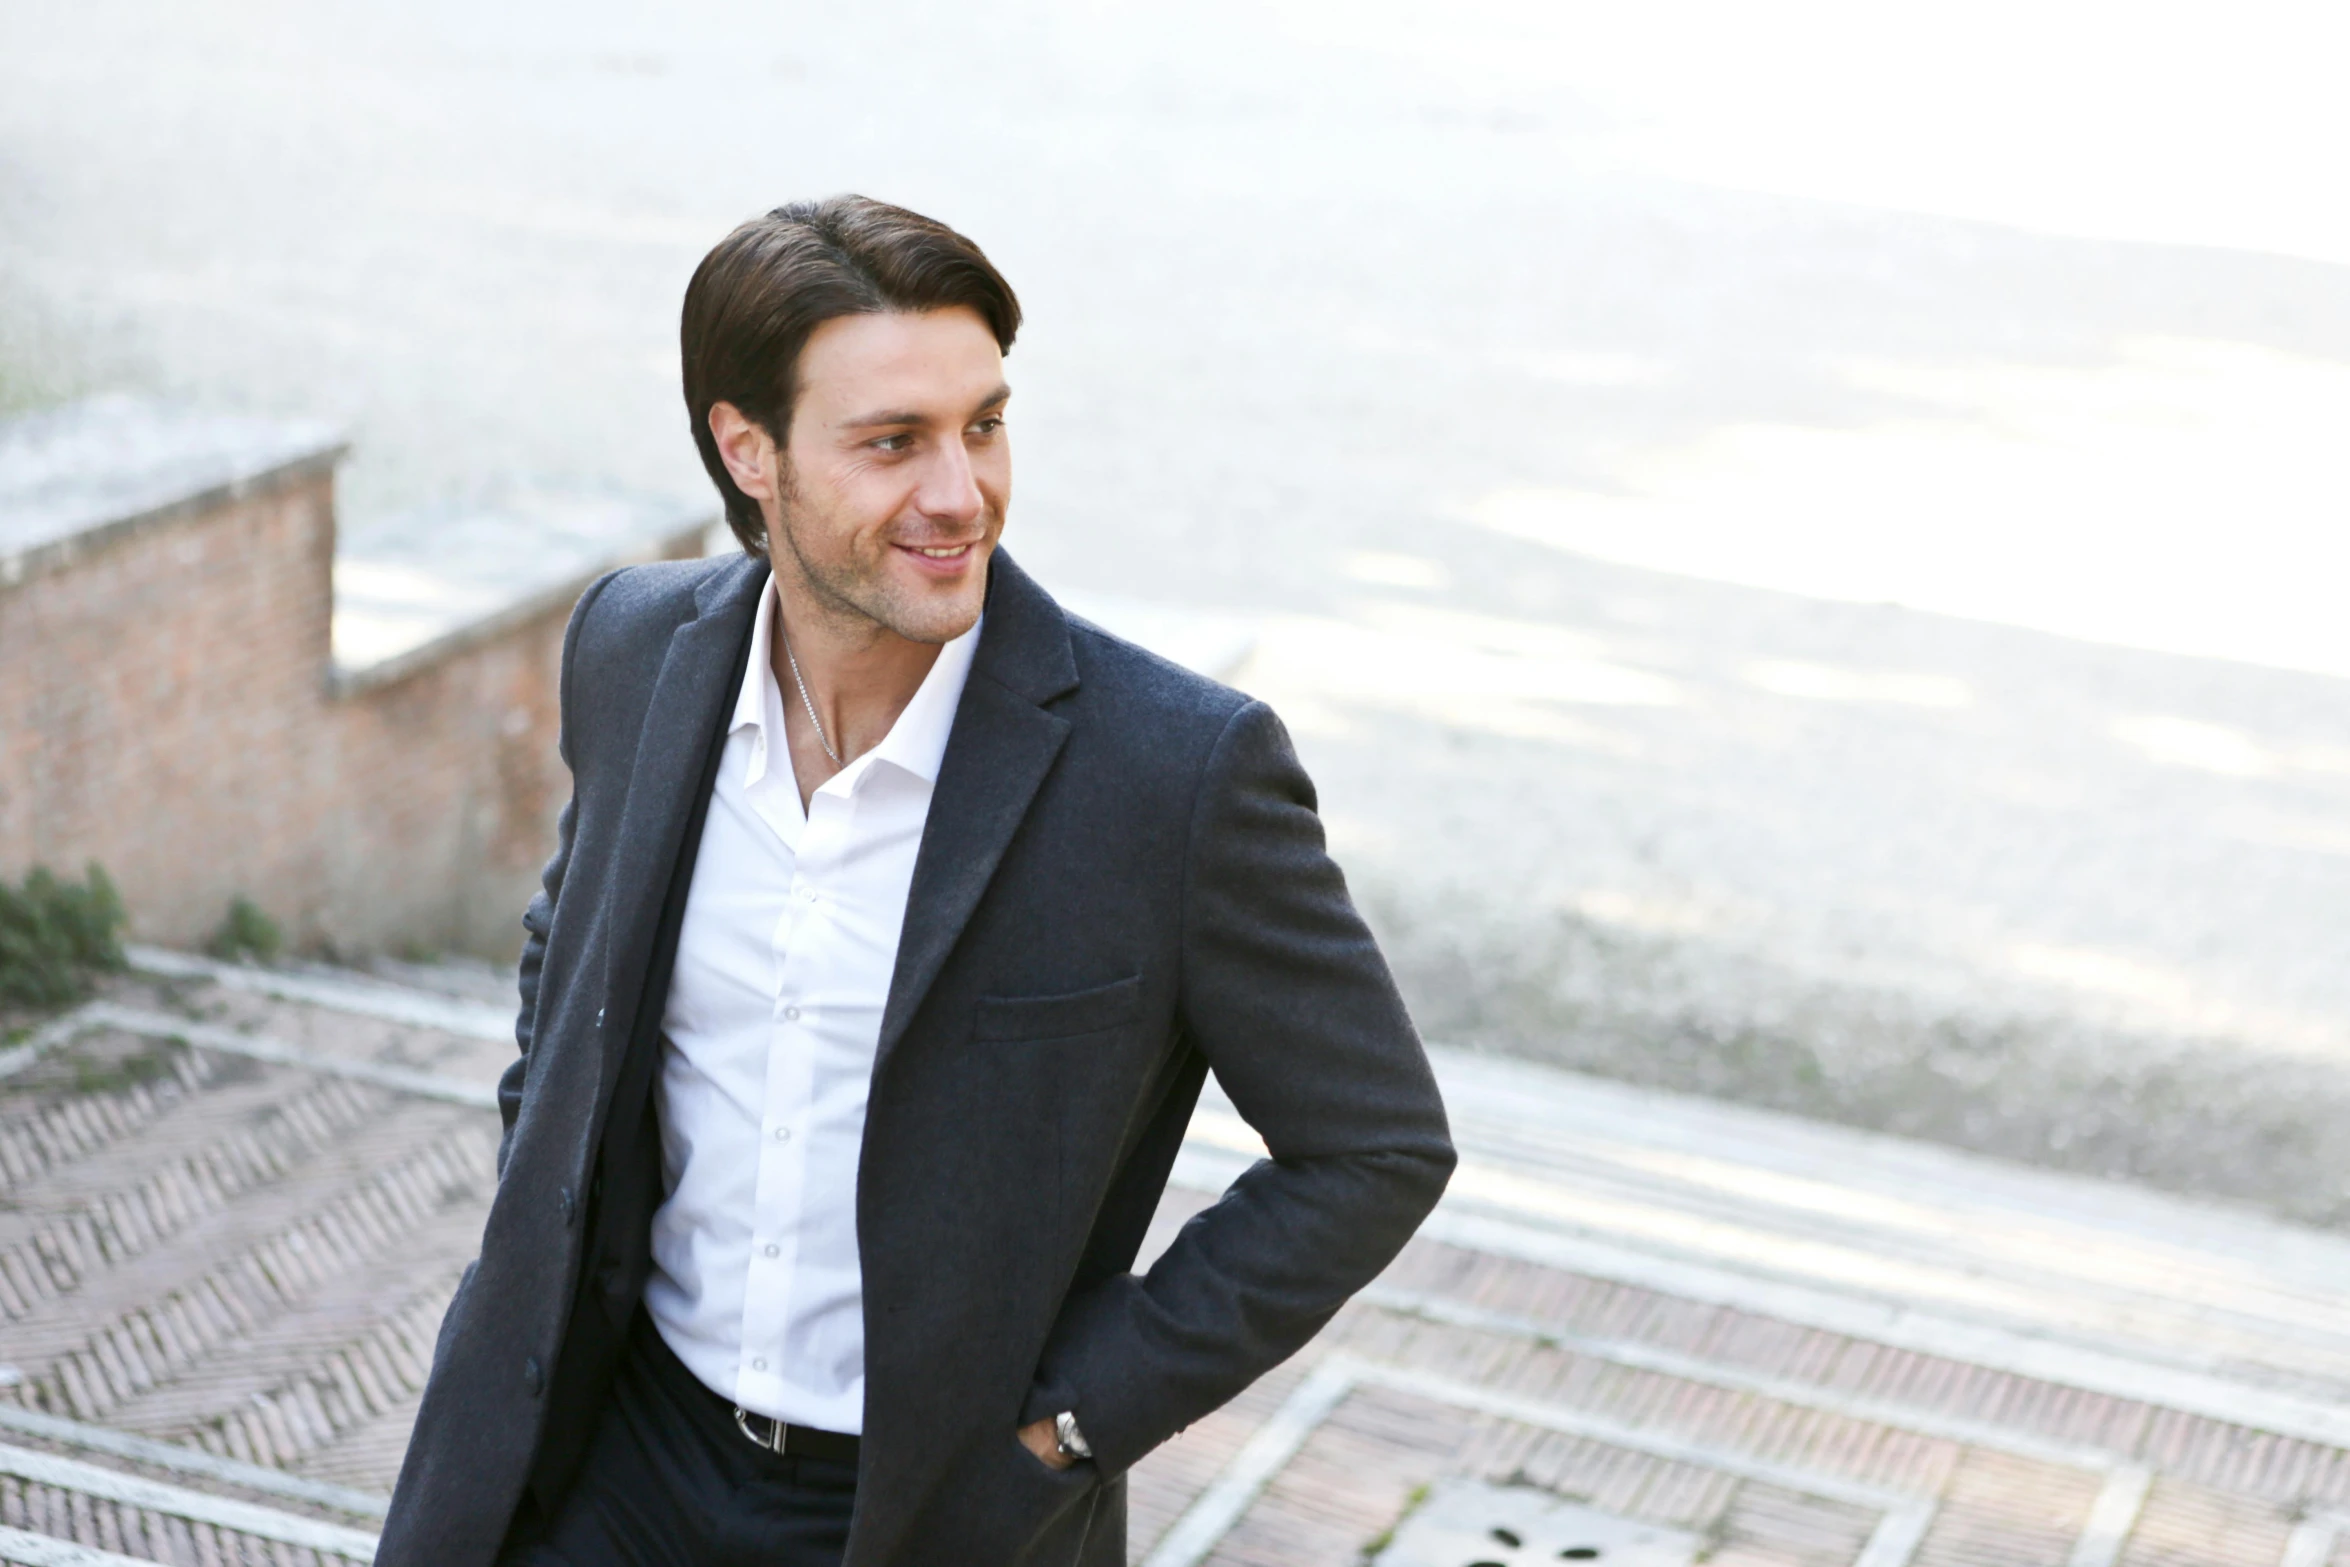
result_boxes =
[913,438,985,528]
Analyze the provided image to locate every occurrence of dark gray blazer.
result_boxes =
[378,550,1455,1566]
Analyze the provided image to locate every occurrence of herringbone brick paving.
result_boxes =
[7,959,2350,1564]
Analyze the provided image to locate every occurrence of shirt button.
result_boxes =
[764,1243,781,1258]
[752,1358,768,1372]
[800,887,819,904]
[784,1006,801,1021]
[773,1126,792,1142]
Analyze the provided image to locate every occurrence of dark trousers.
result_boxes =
[501,1314,857,1567]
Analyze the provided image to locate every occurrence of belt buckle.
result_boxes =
[733,1406,788,1454]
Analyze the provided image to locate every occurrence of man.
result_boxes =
[379,196,1454,1567]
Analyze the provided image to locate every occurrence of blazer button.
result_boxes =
[559,1186,576,1226]
[523,1357,544,1397]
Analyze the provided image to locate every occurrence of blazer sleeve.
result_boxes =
[1025,698,1456,1476]
[502,571,618,1176]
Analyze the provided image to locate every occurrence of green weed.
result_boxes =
[0,862,127,1007]
[207,896,283,963]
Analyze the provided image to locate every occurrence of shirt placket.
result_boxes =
[739,772,850,1395]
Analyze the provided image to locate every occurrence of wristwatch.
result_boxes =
[1052,1410,1092,1463]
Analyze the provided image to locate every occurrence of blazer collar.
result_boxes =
[873,548,1078,1075]
[596,552,767,1070]
[964,548,1079,707]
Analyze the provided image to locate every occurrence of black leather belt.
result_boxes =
[732,1407,861,1467]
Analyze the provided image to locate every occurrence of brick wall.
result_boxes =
[324,604,570,956]
[0,454,694,960]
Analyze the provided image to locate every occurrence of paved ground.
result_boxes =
[4,2,2350,1222]
[13,954,2350,1564]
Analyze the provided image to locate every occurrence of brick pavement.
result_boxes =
[5,955,2350,1565]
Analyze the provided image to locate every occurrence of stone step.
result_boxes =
[9,950,2350,1565]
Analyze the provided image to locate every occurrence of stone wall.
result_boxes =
[2,463,338,947]
[325,603,570,956]
[0,398,705,959]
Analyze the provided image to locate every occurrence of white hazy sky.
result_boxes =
[1251,0,2350,676]
[1274,0,2350,265]
[6,0,2343,676]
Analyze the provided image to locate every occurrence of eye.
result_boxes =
[969,416,1004,437]
[871,433,915,453]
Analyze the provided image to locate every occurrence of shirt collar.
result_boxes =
[863,609,981,786]
[732,577,787,793]
[733,573,980,791]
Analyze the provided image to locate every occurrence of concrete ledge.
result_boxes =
[327,535,697,697]
[330,487,713,695]
[0,395,346,590]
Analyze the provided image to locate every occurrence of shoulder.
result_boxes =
[1061,610,1253,744]
[567,552,759,689]
[1051,609,1312,814]
[572,553,745,654]
[559,552,759,771]
[1054,613,1321,865]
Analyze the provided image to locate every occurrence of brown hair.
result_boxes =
[681,195,1022,554]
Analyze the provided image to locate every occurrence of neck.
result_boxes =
[768,568,946,771]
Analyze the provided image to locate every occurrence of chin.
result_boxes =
[881,581,986,646]
[877,548,990,639]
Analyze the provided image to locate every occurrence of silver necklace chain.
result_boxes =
[779,624,842,766]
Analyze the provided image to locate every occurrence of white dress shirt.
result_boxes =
[646,576,978,1433]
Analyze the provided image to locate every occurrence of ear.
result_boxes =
[709,402,779,502]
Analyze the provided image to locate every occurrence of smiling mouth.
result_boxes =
[889,539,987,578]
[893,540,982,562]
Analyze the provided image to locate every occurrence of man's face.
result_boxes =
[752,306,1009,645]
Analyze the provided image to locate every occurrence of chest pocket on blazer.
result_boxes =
[973,973,1142,1043]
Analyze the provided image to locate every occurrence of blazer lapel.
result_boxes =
[597,554,767,1077]
[874,552,1079,1074]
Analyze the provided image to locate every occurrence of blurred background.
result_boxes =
[12,5,2350,1559]
[7,0,2350,1218]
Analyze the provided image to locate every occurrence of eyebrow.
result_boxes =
[842,383,1013,430]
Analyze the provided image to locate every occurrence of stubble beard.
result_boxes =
[767,465,993,649]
